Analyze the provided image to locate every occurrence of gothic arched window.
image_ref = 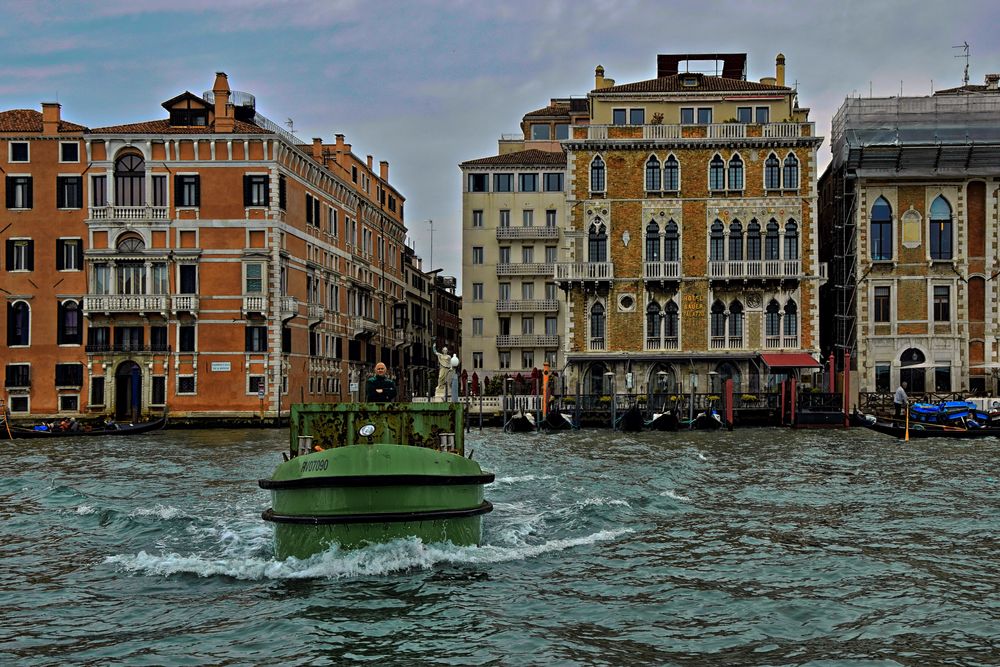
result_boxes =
[929,196,953,260]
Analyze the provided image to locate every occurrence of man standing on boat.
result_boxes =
[366,362,397,403]
[894,381,908,420]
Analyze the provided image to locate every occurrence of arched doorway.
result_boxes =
[585,362,609,400]
[647,363,676,412]
[714,361,742,393]
[899,348,926,393]
[115,361,142,421]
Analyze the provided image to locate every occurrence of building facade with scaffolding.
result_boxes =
[557,53,825,399]
[819,73,1000,395]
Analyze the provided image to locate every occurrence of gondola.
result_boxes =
[853,411,1000,440]
[504,409,535,433]
[615,405,644,432]
[541,411,575,431]
[645,411,679,431]
[1,416,167,440]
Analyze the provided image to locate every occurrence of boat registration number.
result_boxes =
[300,460,329,472]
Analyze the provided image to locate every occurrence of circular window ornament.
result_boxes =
[618,294,636,312]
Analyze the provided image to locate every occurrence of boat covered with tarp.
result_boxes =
[853,411,1000,439]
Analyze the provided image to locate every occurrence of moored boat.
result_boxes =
[1,416,167,440]
[541,411,575,431]
[645,411,679,431]
[504,409,536,433]
[853,411,1000,439]
[259,402,494,560]
[615,405,644,432]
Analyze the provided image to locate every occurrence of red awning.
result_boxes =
[760,353,821,368]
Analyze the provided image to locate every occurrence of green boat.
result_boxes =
[259,402,494,560]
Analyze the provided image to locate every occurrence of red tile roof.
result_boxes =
[89,118,272,134]
[461,148,567,167]
[524,104,571,118]
[0,109,87,133]
[595,74,789,94]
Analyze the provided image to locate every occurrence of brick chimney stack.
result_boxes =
[212,72,234,133]
[312,137,324,162]
[366,155,373,171]
[41,102,60,134]
[776,53,786,87]
[379,160,389,181]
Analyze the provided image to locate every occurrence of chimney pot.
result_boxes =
[775,53,786,87]
[986,73,1000,90]
[366,155,373,170]
[41,102,61,134]
[379,160,389,180]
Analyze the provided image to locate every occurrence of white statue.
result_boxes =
[433,344,451,397]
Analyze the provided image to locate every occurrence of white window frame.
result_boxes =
[58,394,80,413]
[8,395,29,414]
[10,238,32,271]
[8,141,29,163]
[59,141,80,163]
[8,174,32,209]
[176,375,197,395]
[244,262,265,294]
[248,375,266,395]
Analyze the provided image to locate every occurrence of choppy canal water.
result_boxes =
[1,426,997,665]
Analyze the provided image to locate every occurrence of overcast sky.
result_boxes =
[2,0,998,286]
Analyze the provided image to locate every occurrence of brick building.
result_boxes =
[820,74,1000,394]
[557,54,824,397]
[1,73,408,420]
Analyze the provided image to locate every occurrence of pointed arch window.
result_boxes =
[710,220,725,261]
[782,153,799,189]
[663,155,679,191]
[929,196,953,260]
[727,154,744,191]
[728,300,744,339]
[871,196,893,261]
[765,299,781,337]
[783,300,798,337]
[115,154,145,206]
[589,302,606,349]
[645,220,660,261]
[746,219,761,260]
[764,219,780,260]
[664,300,679,339]
[7,301,30,346]
[729,219,743,261]
[645,156,661,191]
[784,220,799,260]
[664,220,679,261]
[646,302,661,343]
[588,221,607,263]
[764,153,780,189]
[590,156,605,193]
[710,300,726,337]
[709,154,725,191]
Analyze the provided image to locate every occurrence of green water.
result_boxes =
[0,427,996,665]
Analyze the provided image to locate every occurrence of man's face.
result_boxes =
[375,363,386,376]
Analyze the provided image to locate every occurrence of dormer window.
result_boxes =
[169,109,207,127]
[682,75,699,87]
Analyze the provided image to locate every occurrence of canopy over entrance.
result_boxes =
[760,353,821,369]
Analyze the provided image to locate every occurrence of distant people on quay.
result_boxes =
[894,381,908,420]
[366,362,397,403]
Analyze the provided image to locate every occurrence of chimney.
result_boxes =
[379,160,389,181]
[212,71,234,133]
[595,65,605,89]
[986,73,1000,90]
[775,53,786,87]
[312,137,323,161]
[366,155,373,170]
[335,133,346,152]
[41,102,61,134]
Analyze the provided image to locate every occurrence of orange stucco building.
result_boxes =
[1,73,407,421]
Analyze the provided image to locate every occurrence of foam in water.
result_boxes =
[128,504,188,520]
[660,490,690,501]
[490,474,557,485]
[75,505,96,515]
[104,528,633,581]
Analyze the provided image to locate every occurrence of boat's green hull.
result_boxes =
[261,443,493,560]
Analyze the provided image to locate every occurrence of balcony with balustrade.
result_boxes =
[764,336,800,350]
[87,206,170,224]
[496,334,560,349]
[85,343,172,355]
[643,261,681,283]
[83,294,169,316]
[710,335,744,350]
[497,262,555,277]
[351,315,379,338]
[307,302,325,325]
[495,226,560,241]
[582,122,814,142]
[645,336,679,351]
[242,295,267,317]
[171,295,199,314]
[708,259,801,282]
[496,299,559,313]
[279,296,299,321]
[554,262,614,287]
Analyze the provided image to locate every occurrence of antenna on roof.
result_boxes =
[286,118,295,133]
[953,42,970,87]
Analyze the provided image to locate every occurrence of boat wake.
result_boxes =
[660,490,690,502]
[104,528,633,581]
